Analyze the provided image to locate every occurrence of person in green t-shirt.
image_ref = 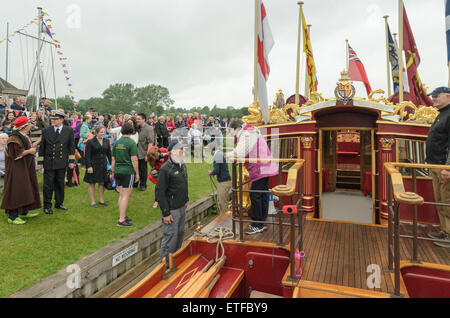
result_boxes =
[111,122,139,227]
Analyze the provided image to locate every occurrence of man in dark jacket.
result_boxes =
[208,145,231,214]
[155,116,169,148]
[38,110,76,215]
[425,86,450,248]
[157,141,189,266]
[10,96,26,114]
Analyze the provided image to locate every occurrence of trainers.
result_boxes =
[117,220,133,227]
[244,226,263,235]
[433,236,450,248]
[428,231,446,239]
[8,217,26,225]
[22,212,39,218]
[98,202,109,207]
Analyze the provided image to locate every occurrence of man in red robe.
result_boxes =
[1,116,41,224]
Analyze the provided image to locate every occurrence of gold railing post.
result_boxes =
[387,174,393,271]
[238,163,244,242]
[394,201,402,297]
[232,162,237,237]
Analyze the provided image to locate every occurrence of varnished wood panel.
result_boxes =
[210,215,448,295]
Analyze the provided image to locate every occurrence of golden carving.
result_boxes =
[393,101,417,120]
[301,136,313,149]
[337,132,360,143]
[273,89,285,108]
[368,89,394,106]
[408,106,439,124]
[283,103,301,119]
[302,91,326,107]
[269,90,289,123]
[243,101,262,124]
[380,138,395,151]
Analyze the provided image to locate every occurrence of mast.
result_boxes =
[398,0,404,103]
[253,0,259,104]
[5,22,9,82]
[295,1,304,105]
[36,7,43,111]
[345,38,349,73]
[51,45,58,109]
[383,15,392,97]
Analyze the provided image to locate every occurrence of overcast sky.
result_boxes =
[0,0,447,109]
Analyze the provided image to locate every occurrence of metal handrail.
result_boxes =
[230,157,306,282]
[384,162,450,297]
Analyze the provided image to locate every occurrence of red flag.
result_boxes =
[347,44,372,96]
[402,4,433,106]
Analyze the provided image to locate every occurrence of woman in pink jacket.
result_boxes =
[166,116,175,133]
[226,119,278,235]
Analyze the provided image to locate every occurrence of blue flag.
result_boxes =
[387,24,400,93]
[446,0,450,63]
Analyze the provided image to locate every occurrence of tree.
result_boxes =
[135,84,174,114]
[102,83,136,114]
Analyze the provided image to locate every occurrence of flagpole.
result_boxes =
[398,0,404,103]
[295,1,304,105]
[37,7,43,111]
[253,0,259,104]
[345,38,349,73]
[305,24,311,99]
[5,22,9,82]
[383,15,392,97]
[448,61,450,87]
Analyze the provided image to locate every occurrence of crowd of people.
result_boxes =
[0,94,286,265]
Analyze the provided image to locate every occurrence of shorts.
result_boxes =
[115,173,135,188]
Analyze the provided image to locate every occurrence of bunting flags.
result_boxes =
[402,3,433,106]
[256,0,274,123]
[0,12,78,108]
[347,43,372,96]
[39,11,78,107]
[302,11,318,93]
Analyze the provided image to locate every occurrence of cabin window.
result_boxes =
[396,138,429,177]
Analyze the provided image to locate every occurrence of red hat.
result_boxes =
[13,116,30,131]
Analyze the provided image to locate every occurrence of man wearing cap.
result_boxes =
[157,141,189,266]
[425,86,450,248]
[1,116,41,224]
[38,110,76,215]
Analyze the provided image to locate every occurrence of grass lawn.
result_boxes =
[0,160,217,298]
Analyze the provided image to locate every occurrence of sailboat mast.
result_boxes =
[36,7,43,111]
[51,45,58,109]
[5,22,9,82]
[295,1,304,105]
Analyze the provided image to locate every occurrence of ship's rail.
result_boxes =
[384,162,450,297]
[227,157,306,282]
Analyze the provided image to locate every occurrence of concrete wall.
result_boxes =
[10,194,216,298]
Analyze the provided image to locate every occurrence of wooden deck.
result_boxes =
[203,213,449,295]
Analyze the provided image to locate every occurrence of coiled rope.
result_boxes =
[195,226,234,262]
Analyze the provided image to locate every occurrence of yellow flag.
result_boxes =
[302,12,318,93]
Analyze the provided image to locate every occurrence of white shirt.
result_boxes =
[54,125,63,134]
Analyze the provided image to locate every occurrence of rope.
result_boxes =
[195,226,234,263]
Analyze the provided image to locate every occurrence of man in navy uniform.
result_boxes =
[38,110,76,214]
